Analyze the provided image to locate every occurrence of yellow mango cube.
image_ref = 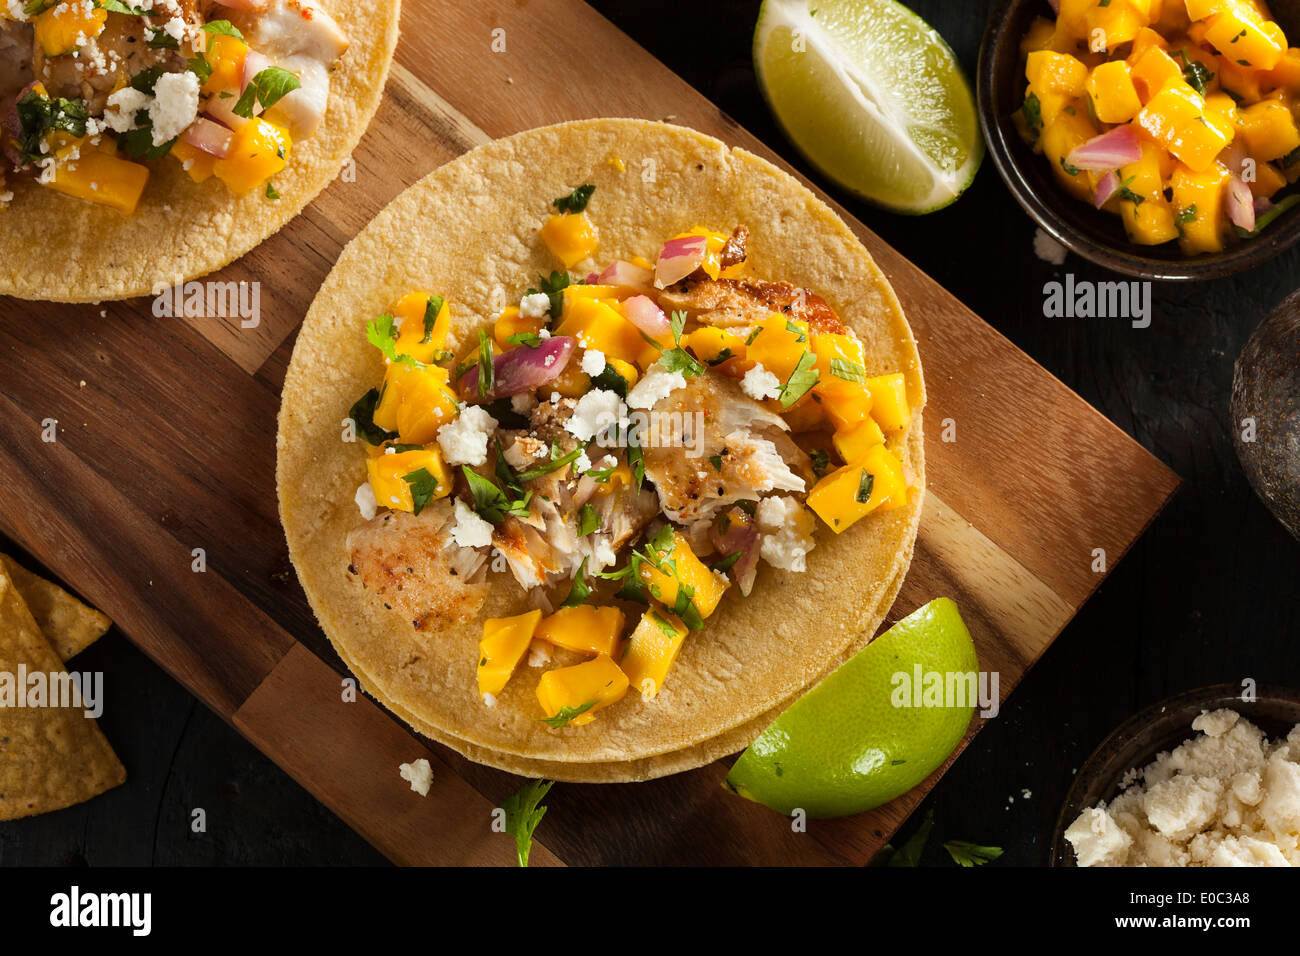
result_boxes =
[1039,107,1101,202]
[1204,8,1284,71]
[1238,99,1300,159]
[1136,82,1206,148]
[863,373,911,433]
[744,314,811,382]
[637,530,729,624]
[1170,161,1229,253]
[171,140,217,183]
[1087,60,1143,122]
[1170,114,1230,171]
[1117,142,1182,244]
[202,33,249,95]
[816,379,874,431]
[555,297,647,367]
[213,119,291,195]
[810,331,867,385]
[535,654,629,726]
[684,326,748,369]
[365,448,453,513]
[45,141,150,217]
[35,3,107,56]
[807,445,908,534]
[1248,158,1288,198]
[1086,0,1148,50]
[534,605,627,657]
[539,212,599,268]
[1130,46,1186,100]
[372,362,459,445]
[620,610,689,699]
[1218,55,1266,100]
[478,610,542,698]
[833,417,886,465]
[392,292,451,362]
[1027,50,1090,97]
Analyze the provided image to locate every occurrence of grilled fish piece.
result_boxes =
[642,375,807,524]
[658,277,846,334]
[347,500,489,630]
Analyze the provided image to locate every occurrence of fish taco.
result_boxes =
[0,0,399,302]
[277,119,925,781]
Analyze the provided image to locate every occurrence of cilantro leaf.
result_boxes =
[422,295,445,344]
[527,271,572,318]
[856,469,874,504]
[829,357,865,383]
[14,89,87,164]
[810,447,830,478]
[779,351,820,408]
[576,503,599,537]
[711,550,743,573]
[943,841,1004,868]
[500,779,554,867]
[539,702,596,728]
[552,184,595,214]
[560,557,592,608]
[476,328,495,399]
[506,332,542,348]
[402,467,443,516]
[875,809,933,867]
[658,347,706,378]
[233,66,302,120]
[515,442,588,483]
[463,467,530,524]
[202,19,245,39]
[348,388,398,446]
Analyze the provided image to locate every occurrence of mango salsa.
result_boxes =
[637,530,729,626]
[366,448,453,513]
[806,444,908,534]
[1020,0,1300,255]
[539,212,599,268]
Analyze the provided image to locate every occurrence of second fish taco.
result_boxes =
[0,0,399,302]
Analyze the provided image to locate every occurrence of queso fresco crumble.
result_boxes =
[1066,709,1300,867]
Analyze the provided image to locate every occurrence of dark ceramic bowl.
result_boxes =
[979,0,1300,280]
[1048,683,1300,866]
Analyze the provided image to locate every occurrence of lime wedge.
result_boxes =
[753,0,984,213]
[725,598,978,818]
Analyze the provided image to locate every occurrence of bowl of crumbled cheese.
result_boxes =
[1051,684,1300,867]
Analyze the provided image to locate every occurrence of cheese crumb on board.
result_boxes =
[398,758,433,797]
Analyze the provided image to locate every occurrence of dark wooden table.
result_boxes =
[2,0,1297,867]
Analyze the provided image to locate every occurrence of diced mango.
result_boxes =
[1085,0,1148,51]
[478,610,542,698]
[816,379,874,431]
[1118,141,1182,244]
[393,292,451,363]
[365,448,452,513]
[863,373,911,433]
[534,605,627,657]
[1040,108,1101,203]
[212,118,291,195]
[1027,50,1090,97]
[1264,47,1300,92]
[1170,160,1229,253]
[1021,16,1059,58]
[171,140,217,183]
[637,530,729,625]
[35,2,107,56]
[1128,26,1167,64]
[1130,46,1186,100]
[1247,157,1288,197]
[673,227,742,280]
[745,314,811,382]
[1218,55,1266,100]
[202,33,249,95]
[555,296,647,367]
[833,417,886,465]
[807,445,908,534]
[1170,113,1231,170]
[539,212,599,268]
[1087,60,1143,122]
[45,140,149,217]
[1204,7,1284,71]
[372,363,460,445]
[549,361,591,398]
[1238,99,1300,159]
[620,610,689,699]
[1184,0,1225,21]
[684,326,748,370]
[1136,82,1206,148]
[535,654,629,726]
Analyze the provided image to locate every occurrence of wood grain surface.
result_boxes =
[0,0,1178,865]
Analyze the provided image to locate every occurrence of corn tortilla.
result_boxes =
[277,119,925,779]
[0,0,401,303]
[0,554,111,661]
[0,561,125,821]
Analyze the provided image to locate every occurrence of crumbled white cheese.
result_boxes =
[103,87,150,134]
[510,392,537,415]
[436,404,498,466]
[1033,227,1068,266]
[398,758,433,796]
[626,363,686,410]
[740,363,782,401]
[354,481,377,521]
[539,328,552,339]
[580,348,607,377]
[148,70,200,146]
[756,495,816,572]
[451,499,494,549]
[527,641,552,668]
[1065,709,1300,867]
[482,692,498,708]
[564,389,625,442]
[520,292,551,320]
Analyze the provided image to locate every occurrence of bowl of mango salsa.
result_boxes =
[980,0,1300,279]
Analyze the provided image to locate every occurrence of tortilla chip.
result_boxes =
[0,564,125,821]
[0,0,401,302]
[277,119,925,780]
[0,555,111,662]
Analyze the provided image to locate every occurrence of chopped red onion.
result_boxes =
[710,516,760,597]
[182,117,234,158]
[654,235,708,287]
[619,294,670,336]
[598,259,655,288]
[1066,125,1142,172]
[1228,176,1256,232]
[459,335,575,399]
[1093,170,1120,208]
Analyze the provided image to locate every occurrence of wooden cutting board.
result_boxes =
[0,0,1178,866]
